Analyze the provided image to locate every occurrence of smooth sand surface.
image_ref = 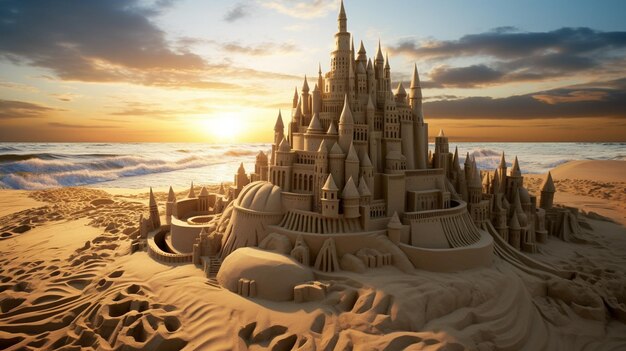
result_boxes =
[0,161,625,350]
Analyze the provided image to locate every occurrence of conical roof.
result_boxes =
[326,121,337,135]
[346,143,359,162]
[330,142,344,155]
[167,186,176,202]
[358,176,371,196]
[318,139,329,153]
[278,137,291,152]
[322,173,338,191]
[238,162,246,174]
[396,81,406,96]
[366,58,374,72]
[541,172,556,192]
[302,75,309,93]
[149,187,157,207]
[384,52,390,69]
[274,110,284,131]
[438,129,445,137]
[356,61,366,74]
[338,0,346,19]
[294,98,302,118]
[218,183,225,195]
[388,211,403,229]
[410,63,421,88]
[358,40,366,55]
[339,95,353,124]
[499,152,507,168]
[512,156,521,174]
[188,182,196,198]
[376,39,384,61]
[359,150,372,167]
[199,186,209,197]
[342,176,360,199]
[307,113,323,132]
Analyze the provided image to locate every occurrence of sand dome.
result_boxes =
[217,247,314,301]
[235,181,282,213]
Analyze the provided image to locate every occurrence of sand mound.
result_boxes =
[217,247,314,301]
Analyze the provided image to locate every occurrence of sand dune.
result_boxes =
[1,161,625,350]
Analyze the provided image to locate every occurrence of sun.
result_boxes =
[201,113,242,141]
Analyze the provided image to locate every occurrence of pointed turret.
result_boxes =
[339,94,354,125]
[199,186,209,197]
[511,156,521,176]
[187,182,196,198]
[322,173,338,191]
[167,186,176,202]
[330,142,344,155]
[292,87,298,108]
[452,146,460,169]
[148,187,161,229]
[540,171,556,210]
[356,61,365,74]
[438,129,445,137]
[326,121,337,135]
[388,211,403,229]
[302,75,309,93]
[346,142,358,162]
[366,58,374,72]
[337,0,347,32]
[149,187,157,207]
[509,211,521,231]
[238,163,245,174]
[357,40,367,62]
[307,113,323,133]
[499,152,507,169]
[542,172,556,192]
[358,175,371,197]
[278,137,291,152]
[318,139,329,154]
[274,110,284,131]
[395,81,406,97]
[218,183,225,195]
[376,39,384,62]
[342,176,360,199]
[410,63,421,88]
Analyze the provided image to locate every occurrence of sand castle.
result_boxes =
[139,1,578,301]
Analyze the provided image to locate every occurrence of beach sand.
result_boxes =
[0,160,625,350]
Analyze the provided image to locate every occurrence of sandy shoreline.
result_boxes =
[0,160,624,350]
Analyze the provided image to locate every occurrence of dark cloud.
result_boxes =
[0,0,295,89]
[423,78,626,119]
[428,65,504,88]
[391,27,626,87]
[224,3,250,22]
[0,99,61,119]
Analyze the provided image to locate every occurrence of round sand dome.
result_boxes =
[217,247,314,301]
[235,181,282,213]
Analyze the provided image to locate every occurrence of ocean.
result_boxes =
[0,142,623,190]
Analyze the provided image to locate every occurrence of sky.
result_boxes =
[0,0,625,142]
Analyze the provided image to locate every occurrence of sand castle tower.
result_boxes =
[165,186,176,225]
[321,174,339,218]
[148,187,161,229]
[540,172,556,210]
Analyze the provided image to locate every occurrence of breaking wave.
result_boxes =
[0,144,269,190]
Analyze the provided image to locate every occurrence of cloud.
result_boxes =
[224,2,250,22]
[259,0,337,19]
[0,99,61,119]
[220,42,297,55]
[48,122,119,129]
[390,27,626,87]
[423,78,626,119]
[0,0,295,89]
